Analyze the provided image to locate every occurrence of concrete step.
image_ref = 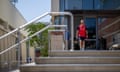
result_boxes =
[35,57,120,64]
[49,50,120,57]
[20,64,120,72]
[20,50,120,72]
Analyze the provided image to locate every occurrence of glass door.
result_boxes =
[84,17,97,50]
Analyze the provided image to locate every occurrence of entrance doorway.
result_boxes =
[66,10,120,50]
[84,17,97,50]
[74,16,97,50]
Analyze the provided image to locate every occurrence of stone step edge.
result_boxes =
[36,57,120,59]
[21,64,120,67]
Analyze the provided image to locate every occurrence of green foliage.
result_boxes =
[25,22,47,46]
[25,22,50,57]
[40,47,48,57]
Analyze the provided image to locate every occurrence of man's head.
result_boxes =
[80,19,84,24]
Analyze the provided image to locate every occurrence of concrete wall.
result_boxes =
[21,42,35,63]
[49,31,64,50]
[0,0,35,70]
[0,0,26,28]
[0,25,17,70]
[51,0,60,12]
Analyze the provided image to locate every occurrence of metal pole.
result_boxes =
[63,16,68,50]
[65,16,68,50]
[96,16,99,49]
[17,29,21,68]
[71,14,74,51]
[48,31,51,52]
[26,38,30,63]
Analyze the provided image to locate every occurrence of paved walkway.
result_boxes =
[9,62,35,72]
[9,69,20,72]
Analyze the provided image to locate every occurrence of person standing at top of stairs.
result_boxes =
[76,19,88,50]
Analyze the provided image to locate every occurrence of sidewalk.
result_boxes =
[9,62,35,72]
[9,69,20,72]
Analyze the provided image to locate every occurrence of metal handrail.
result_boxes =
[0,12,73,40]
[0,24,67,55]
[0,12,73,69]
[0,12,74,54]
[0,12,49,40]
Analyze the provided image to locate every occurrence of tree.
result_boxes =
[25,22,49,56]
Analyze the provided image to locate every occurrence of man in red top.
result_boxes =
[76,19,88,50]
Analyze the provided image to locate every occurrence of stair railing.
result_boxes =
[0,12,74,69]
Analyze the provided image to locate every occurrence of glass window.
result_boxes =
[82,0,94,10]
[63,0,120,10]
[60,0,65,11]
[102,0,120,10]
[65,0,82,10]
[85,18,96,29]
[85,17,97,49]
[85,18,96,39]
[94,0,102,9]
[98,17,107,25]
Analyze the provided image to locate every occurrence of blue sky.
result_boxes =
[16,0,51,22]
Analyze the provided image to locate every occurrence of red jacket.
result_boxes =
[77,24,87,37]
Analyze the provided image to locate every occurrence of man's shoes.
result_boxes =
[70,49,74,51]
[80,48,85,51]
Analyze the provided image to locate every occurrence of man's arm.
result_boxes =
[76,30,78,38]
[76,26,79,38]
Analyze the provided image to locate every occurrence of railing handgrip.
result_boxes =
[0,12,49,40]
[0,12,74,55]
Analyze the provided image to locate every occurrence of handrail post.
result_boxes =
[26,37,30,63]
[17,28,21,68]
[70,13,74,51]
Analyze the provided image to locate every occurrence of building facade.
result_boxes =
[0,0,35,71]
[51,0,120,50]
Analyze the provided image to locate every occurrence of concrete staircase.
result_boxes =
[20,50,120,72]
